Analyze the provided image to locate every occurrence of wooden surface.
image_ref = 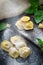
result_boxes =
[14,15,43,47]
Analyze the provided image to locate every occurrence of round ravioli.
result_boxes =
[9,47,19,58]
[10,35,21,45]
[1,40,13,52]
[19,47,31,58]
[10,36,27,49]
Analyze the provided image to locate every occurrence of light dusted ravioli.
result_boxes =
[19,47,31,58]
[10,35,20,44]
[15,41,27,49]
[10,36,27,49]
[15,16,34,30]
[9,47,19,58]
[1,40,13,52]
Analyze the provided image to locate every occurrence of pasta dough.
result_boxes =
[1,40,13,52]
[9,47,19,58]
[19,47,31,58]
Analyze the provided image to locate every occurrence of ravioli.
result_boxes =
[10,36,27,49]
[15,16,34,30]
[10,35,20,44]
[19,47,31,58]
[1,40,13,52]
[1,36,31,59]
[9,47,19,58]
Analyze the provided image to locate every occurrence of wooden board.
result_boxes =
[14,15,43,47]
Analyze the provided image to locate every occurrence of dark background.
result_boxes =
[0,13,43,65]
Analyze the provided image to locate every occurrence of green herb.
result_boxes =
[0,23,7,31]
[39,5,43,10]
[25,0,39,14]
[34,10,43,23]
[29,0,39,5]
[25,0,43,24]
[37,38,43,52]
[25,7,34,14]
[0,23,11,31]
[25,6,38,14]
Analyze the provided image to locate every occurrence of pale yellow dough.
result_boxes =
[9,47,19,58]
[19,47,31,58]
[10,36,27,49]
[1,40,13,52]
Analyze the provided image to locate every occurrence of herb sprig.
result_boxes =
[0,23,11,31]
[37,38,43,52]
[25,0,43,24]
